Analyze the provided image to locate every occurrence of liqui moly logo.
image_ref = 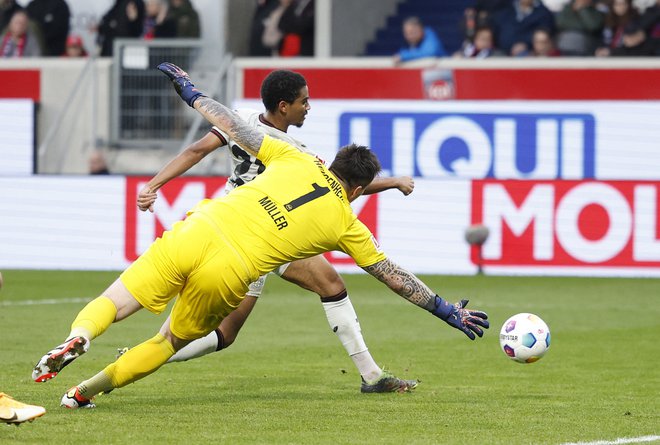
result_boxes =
[339,112,595,179]
[125,177,227,261]
[471,180,660,267]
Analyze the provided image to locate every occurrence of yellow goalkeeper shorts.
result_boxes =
[120,215,255,341]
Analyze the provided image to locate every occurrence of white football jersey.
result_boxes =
[211,108,316,191]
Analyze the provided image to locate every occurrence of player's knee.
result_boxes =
[317,274,346,298]
[320,288,348,303]
[303,263,344,298]
[217,327,234,349]
[162,330,187,351]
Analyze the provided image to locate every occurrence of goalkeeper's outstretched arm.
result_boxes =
[363,258,490,340]
[363,258,436,310]
[157,62,264,156]
[192,97,264,157]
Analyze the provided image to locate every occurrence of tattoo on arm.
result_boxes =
[363,258,435,311]
[195,97,264,155]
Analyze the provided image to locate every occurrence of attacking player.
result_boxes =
[134,69,416,393]
[32,63,489,409]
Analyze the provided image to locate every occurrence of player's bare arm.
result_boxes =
[362,258,435,310]
[193,98,264,156]
[138,132,222,212]
[364,176,415,196]
[364,258,489,340]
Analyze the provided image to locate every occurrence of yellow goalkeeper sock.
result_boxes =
[69,296,117,341]
[104,334,175,388]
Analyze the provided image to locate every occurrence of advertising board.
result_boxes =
[1,177,657,277]
[0,99,35,175]
[232,100,660,181]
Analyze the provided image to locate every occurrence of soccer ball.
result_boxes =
[499,313,551,363]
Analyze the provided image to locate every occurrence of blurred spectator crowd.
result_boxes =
[0,0,315,59]
[249,0,314,57]
[0,0,200,58]
[247,0,659,59]
[0,0,657,60]
[400,0,660,61]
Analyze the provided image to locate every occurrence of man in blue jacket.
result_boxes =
[394,16,447,64]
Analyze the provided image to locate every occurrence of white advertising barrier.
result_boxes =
[233,99,660,180]
[0,176,474,273]
[0,176,126,270]
[0,99,35,175]
[1,176,658,276]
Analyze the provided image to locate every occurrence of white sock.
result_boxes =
[322,295,382,382]
[352,351,383,383]
[167,330,220,363]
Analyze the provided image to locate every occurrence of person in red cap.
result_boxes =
[63,34,87,57]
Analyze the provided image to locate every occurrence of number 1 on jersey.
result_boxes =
[285,183,330,211]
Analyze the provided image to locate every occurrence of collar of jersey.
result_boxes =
[326,167,349,204]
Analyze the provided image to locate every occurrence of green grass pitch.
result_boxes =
[0,270,658,445]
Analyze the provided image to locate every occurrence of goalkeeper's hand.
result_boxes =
[430,297,489,340]
[157,62,205,107]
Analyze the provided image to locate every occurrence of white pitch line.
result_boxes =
[560,435,660,445]
[0,297,91,307]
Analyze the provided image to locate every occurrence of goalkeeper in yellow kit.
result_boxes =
[32,63,489,409]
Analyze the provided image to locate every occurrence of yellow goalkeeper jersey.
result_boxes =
[187,134,385,279]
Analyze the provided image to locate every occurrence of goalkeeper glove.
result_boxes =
[430,297,489,340]
[157,62,205,107]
